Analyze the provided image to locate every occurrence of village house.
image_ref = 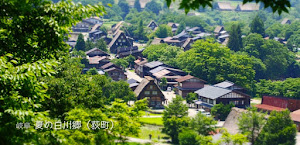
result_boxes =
[214,2,234,11]
[194,86,251,111]
[85,48,110,57]
[186,27,205,34]
[255,96,300,113]
[108,31,134,53]
[151,38,165,45]
[127,0,151,10]
[214,26,225,36]
[174,75,206,98]
[134,76,166,108]
[235,3,260,12]
[72,17,103,32]
[163,30,191,47]
[84,56,110,69]
[281,18,291,25]
[127,78,140,91]
[214,80,247,93]
[104,67,127,81]
[182,38,194,51]
[167,22,179,34]
[147,20,158,30]
[115,46,144,58]
[101,62,121,70]
[134,58,148,77]
[142,61,167,77]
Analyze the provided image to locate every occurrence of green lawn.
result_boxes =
[102,20,118,28]
[140,111,162,117]
[132,125,169,142]
[139,117,163,126]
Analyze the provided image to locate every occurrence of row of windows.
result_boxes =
[145,91,158,95]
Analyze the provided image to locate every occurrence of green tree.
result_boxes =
[190,113,217,136]
[163,96,189,144]
[142,43,182,67]
[134,0,141,12]
[85,38,95,51]
[250,15,265,36]
[255,110,297,145]
[145,0,162,15]
[0,0,106,144]
[178,129,199,145]
[217,129,248,145]
[134,19,147,40]
[154,24,172,38]
[176,39,255,89]
[118,0,130,18]
[95,38,108,52]
[111,58,129,69]
[227,24,242,52]
[75,33,86,51]
[238,107,266,144]
[125,55,136,69]
[87,67,98,75]
[186,93,197,107]
[160,77,167,90]
[211,103,234,121]
[176,21,186,35]
[287,34,300,52]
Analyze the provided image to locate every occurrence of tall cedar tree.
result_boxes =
[95,38,108,52]
[250,15,265,36]
[118,1,130,18]
[75,33,86,51]
[135,20,145,40]
[145,0,162,15]
[134,0,141,12]
[176,21,186,35]
[227,24,242,51]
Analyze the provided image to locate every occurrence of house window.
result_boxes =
[152,91,158,95]
[118,39,121,42]
[116,43,118,45]
[150,85,153,89]
[151,101,155,105]
[209,99,213,104]
[121,36,124,38]
[122,39,126,42]
[145,91,150,95]
[241,100,244,105]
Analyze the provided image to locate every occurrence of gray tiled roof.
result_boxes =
[127,78,138,84]
[195,86,232,99]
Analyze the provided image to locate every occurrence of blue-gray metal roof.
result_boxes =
[214,80,234,88]
[195,86,232,99]
[127,78,138,84]
[144,61,164,68]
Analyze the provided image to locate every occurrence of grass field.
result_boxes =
[139,117,163,126]
[140,111,162,117]
[132,125,169,141]
[102,20,118,28]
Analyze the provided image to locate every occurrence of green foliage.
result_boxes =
[255,78,300,98]
[134,0,141,12]
[160,77,167,90]
[176,21,186,35]
[142,43,182,67]
[152,24,173,38]
[95,38,108,52]
[287,34,300,52]
[85,38,95,51]
[242,34,295,79]
[255,110,297,145]
[250,15,265,36]
[227,24,242,52]
[163,96,189,143]
[164,0,291,14]
[176,39,255,89]
[133,20,148,41]
[145,0,162,15]
[118,0,130,18]
[190,113,217,136]
[75,33,86,51]
[112,58,129,69]
[238,107,266,144]
[211,103,234,121]
[186,93,197,105]
[0,0,105,64]
[87,67,98,75]
[178,129,199,145]
[217,129,248,145]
